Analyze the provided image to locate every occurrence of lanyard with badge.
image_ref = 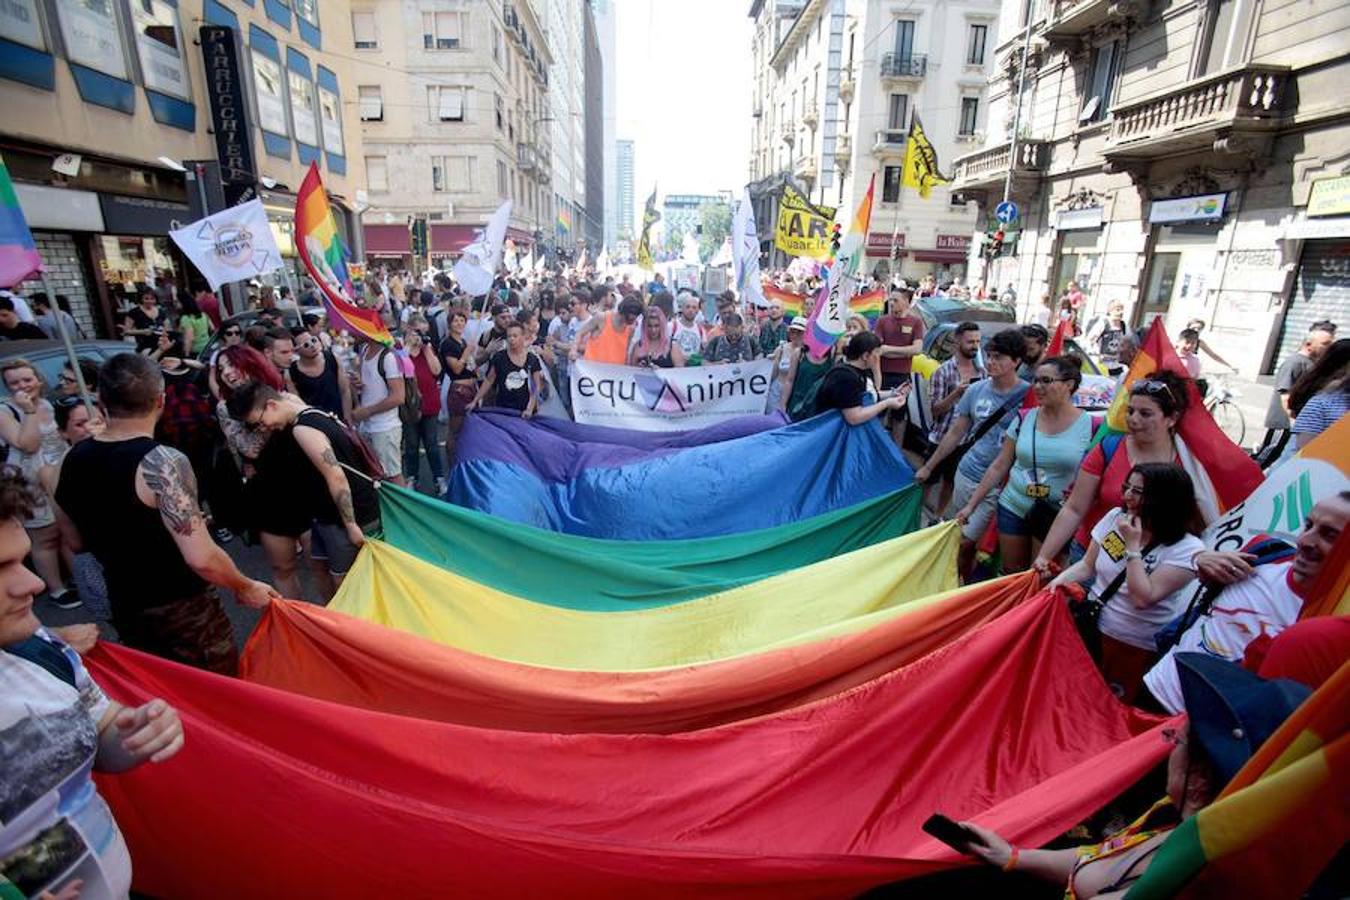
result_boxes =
[1025,410,1051,500]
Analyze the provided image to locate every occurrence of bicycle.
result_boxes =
[1203,373,1246,448]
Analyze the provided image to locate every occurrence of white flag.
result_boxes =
[453,200,512,297]
[169,199,284,291]
[596,245,611,273]
[733,191,766,308]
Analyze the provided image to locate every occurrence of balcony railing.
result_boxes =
[802,99,819,128]
[1104,65,1290,160]
[881,53,927,78]
[1043,0,1138,41]
[951,139,1049,191]
[794,155,818,181]
[516,142,536,173]
[871,129,907,155]
[780,120,796,144]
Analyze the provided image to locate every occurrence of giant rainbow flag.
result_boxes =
[90,592,1170,899]
[0,153,42,288]
[295,162,391,345]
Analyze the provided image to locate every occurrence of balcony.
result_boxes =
[835,133,852,160]
[802,99,819,129]
[516,142,537,174]
[1042,0,1143,46]
[871,129,907,156]
[1103,65,1291,164]
[794,155,817,182]
[950,138,1050,194]
[881,53,927,80]
[838,76,856,104]
[780,120,796,145]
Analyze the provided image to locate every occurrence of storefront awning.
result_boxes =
[911,249,968,263]
[364,224,410,254]
[430,224,477,253]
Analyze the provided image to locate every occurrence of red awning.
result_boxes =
[363,224,410,254]
[911,249,969,263]
[430,225,478,253]
[865,249,908,259]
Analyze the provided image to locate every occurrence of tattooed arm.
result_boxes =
[293,423,366,548]
[136,446,278,607]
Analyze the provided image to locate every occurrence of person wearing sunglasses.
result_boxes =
[1034,370,1191,575]
[953,356,1096,574]
[1049,463,1205,701]
[289,329,351,422]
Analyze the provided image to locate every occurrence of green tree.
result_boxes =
[662,222,686,257]
[698,202,732,264]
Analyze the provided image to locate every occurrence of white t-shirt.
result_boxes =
[1,628,132,899]
[358,348,403,434]
[1091,507,1203,650]
[1143,563,1302,713]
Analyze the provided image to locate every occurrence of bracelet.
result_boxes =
[1124,550,1143,561]
[1003,847,1020,872]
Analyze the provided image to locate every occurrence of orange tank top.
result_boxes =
[584,313,633,364]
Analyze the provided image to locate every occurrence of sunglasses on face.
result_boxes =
[224,329,241,337]
[58,373,77,384]
[1032,376,1070,385]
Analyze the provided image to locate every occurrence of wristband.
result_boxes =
[1003,847,1020,872]
[1124,550,1143,562]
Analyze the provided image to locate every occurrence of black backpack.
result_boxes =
[377,347,422,425]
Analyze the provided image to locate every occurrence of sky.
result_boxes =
[614,0,753,214]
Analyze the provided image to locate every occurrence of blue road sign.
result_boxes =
[995,201,1019,224]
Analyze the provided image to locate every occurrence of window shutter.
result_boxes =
[439,88,463,120]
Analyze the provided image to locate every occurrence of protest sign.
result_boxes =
[774,186,836,260]
[571,359,774,431]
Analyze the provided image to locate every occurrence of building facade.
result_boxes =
[747,0,999,281]
[353,0,552,269]
[581,1,605,249]
[662,193,732,240]
[592,0,618,251]
[616,138,636,241]
[546,0,584,255]
[0,0,365,335]
[952,0,1350,375]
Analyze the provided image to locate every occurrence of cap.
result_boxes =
[789,316,808,331]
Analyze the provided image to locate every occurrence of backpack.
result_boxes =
[377,347,422,425]
[301,407,388,482]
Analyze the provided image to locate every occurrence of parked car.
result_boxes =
[0,340,132,395]
[196,305,323,362]
[913,297,1017,362]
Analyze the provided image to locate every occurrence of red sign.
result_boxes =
[935,234,972,250]
[865,232,905,257]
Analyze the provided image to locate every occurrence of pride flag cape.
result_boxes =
[330,521,959,669]
[379,481,922,610]
[243,572,1039,733]
[0,154,42,287]
[89,593,1168,899]
[295,162,392,345]
[1127,661,1348,899]
[1100,319,1261,519]
[448,410,913,539]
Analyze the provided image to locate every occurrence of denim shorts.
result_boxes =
[996,504,1030,537]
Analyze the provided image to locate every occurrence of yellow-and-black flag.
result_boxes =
[901,114,950,199]
[636,187,660,271]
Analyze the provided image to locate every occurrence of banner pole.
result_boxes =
[39,272,95,419]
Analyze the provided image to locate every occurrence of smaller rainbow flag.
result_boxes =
[0,154,42,289]
[853,289,885,324]
[295,163,391,346]
[761,282,807,318]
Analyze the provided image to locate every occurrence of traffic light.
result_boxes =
[410,218,429,257]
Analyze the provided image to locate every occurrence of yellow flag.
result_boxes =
[901,114,950,199]
[636,187,660,271]
[774,185,838,260]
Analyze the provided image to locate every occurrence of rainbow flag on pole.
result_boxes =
[0,154,42,288]
[294,162,391,346]
[761,282,807,318]
[804,175,874,361]
[852,288,885,324]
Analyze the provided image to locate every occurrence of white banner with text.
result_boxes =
[570,359,774,431]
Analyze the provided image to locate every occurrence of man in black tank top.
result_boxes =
[55,355,278,675]
[289,329,352,421]
[227,382,379,589]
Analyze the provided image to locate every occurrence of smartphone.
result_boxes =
[922,813,980,851]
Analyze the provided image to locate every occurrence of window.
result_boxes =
[887,94,909,132]
[429,85,465,122]
[432,157,447,192]
[423,11,461,50]
[893,19,915,61]
[967,24,987,65]
[0,0,45,50]
[252,51,288,136]
[366,156,388,191]
[497,160,509,197]
[882,165,902,202]
[492,24,501,63]
[959,97,980,136]
[1081,40,1121,124]
[1197,0,1257,75]
[1141,252,1181,320]
[295,0,318,28]
[131,0,191,101]
[352,11,376,48]
[358,84,383,121]
[56,0,129,78]
[495,93,504,130]
[289,71,319,146]
[318,85,344,155]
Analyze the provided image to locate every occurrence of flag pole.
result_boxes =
[38,273,95,419]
